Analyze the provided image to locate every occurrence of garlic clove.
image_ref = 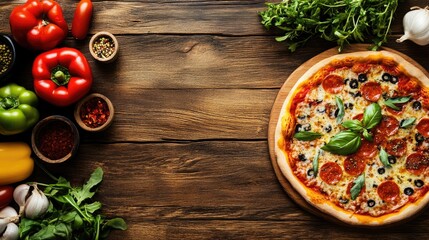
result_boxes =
[0,207,17,219]
[24,187,49,219]
[0,223,19,240]
[12,184,30,216]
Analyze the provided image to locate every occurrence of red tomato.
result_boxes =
[0,185,14,209]
[71,0,93,40]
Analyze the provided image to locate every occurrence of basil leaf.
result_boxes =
[400,117,416,128]
[321,130,361,155]
[379,147,391,167]
[313,149,320,177]
[342,120,363,132]
[362,129,373,142]
[294,131,322,141]
[362,103,382,130]
[350,173,365,200]
[335,96,345,124]
[384,96,411,110]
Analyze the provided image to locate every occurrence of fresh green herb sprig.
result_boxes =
[19,168,127,240]
[259,0,399,52]
[322,103,382,155]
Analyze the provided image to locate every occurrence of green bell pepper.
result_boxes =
[0,83,39,135]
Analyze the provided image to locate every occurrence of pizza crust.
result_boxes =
[274,50,429,226]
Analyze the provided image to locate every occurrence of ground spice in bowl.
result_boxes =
[31,116,80,163]
[80,97,110,128]
[37,121,74,160]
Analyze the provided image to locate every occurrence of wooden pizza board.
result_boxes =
[267,44,429,227]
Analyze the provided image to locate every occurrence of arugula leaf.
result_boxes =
[384,96,411,110]
[350,173,365,200]
[379,148,391,167]
[321,130,361,155]
[335,96,345,124]
[362,103,382,130]
[400,117,416,128]
[294,131,323,141]
[72,167,103,205]
[342,120,364,132]
[313,149,320,177]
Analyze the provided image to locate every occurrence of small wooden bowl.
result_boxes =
[74,93,115,132]
[31,115,80,164]
[0,34,16,80]
[89,31,119,63]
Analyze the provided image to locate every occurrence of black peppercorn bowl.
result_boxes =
[31,115,80,164]
[0,34,16,80]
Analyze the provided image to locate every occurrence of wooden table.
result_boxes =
[2,0,429,239]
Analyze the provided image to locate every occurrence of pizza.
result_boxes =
[274,50,429,226]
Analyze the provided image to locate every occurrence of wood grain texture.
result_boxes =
[1,0,429,239]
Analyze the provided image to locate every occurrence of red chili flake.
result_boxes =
[37,121,74,160]
[80,97,110,128]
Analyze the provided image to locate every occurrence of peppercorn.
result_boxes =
[92,37,115,59]
[0,44,12,75]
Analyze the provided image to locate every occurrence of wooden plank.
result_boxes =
[0,0,424,36]
[9,35,429,91]
[110,215,429,240]
[0,0,268,35]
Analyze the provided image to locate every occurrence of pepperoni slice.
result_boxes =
[353,113,363,121]
[385,138,407,157]
[344,156,366,176]
[322,74,344,94]
[398,76,421,96]
[354,139,377,159]
[376,115,399,137]
[361,82,382,102]
[416,118,429,138]
[377,180,400,202]
[406,153,429,175]
[320,162,343,185]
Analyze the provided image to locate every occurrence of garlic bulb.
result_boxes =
[13,183,49,219]
[0,207,19,240]
[1,223,19,240]
[397,6,429,45]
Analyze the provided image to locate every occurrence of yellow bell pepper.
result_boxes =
[0,142,34,185]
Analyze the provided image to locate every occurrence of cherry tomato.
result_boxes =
[71,0,93,40]
[0,185,14,209]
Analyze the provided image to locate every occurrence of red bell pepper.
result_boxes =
[9,0,68,51]
[33,48,93,107]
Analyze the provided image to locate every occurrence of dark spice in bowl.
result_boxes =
[80,96,110,128]
[32,115,80,163]
[37,121,74,160]
[0,43,12,75]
